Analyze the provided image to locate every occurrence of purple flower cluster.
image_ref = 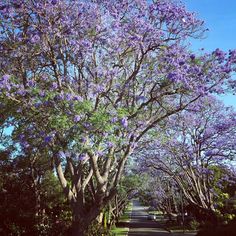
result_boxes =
[74,115,81,123]
[121,118,128,128]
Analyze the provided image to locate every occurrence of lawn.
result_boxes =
[111,226,129,236]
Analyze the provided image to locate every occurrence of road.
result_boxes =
[128,200,196,236]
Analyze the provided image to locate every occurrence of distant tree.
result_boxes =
[137,97,236,221]
[140,173,180,220]
[108,174,141,226]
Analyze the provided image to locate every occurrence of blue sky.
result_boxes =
[184,0,236,108]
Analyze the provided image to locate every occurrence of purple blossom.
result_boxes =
[30,34,40,43]
[190,54,195,60]
[229,49,236,62]
[65,93,73,101]
[213,48,226,61]
[111,117,118,123]
[0,75,11,90]
[39,91,46,97]
[1,74,11,81]
[79,153,87,161]
[17,89,26,96]
[18,134,25,141]
[34,102,41,108]
[83,122,91,129]
[121,118,128,128]
[54,94,64,101]
[65,151,71,157]
[73,95,83,101]
[39,131,45,136]
[27,80,36,87]
[51,82,58,90]
[222,65,231,73]
[131,142,138,149]
[136,95,146,102]
[167,72,178,82]
[107,141,114,148]
[16,108,22,113]
[58,151,66,158]
[22,141,30,148]
[43,101,50,106]
[97,150,104,156]
[51,0,58,5]
[93,84,104,94]
[74,115,81,122]
[81,137,87,143]
[0,4,7,11]
[44,136,52,143]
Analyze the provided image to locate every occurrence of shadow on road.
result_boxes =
[126,200,172,236]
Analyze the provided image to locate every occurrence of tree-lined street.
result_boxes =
[127,200,197,236]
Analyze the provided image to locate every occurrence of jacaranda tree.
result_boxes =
[137,96,236,221]
[0,0,236,234]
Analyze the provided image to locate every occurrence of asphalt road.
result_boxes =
[128,200,196,236]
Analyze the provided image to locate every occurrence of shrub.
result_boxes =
[189,219,200,230]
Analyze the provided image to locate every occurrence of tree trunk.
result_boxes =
[34,187,41,217]
[70,202,102,236]
[54,154,124,235]
[71,221,87,236]
[187,203,217,223]
[97,212,104,224]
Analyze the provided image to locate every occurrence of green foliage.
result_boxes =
[111,226,128,236]
[117,107,130,118]
[74,100,93,113]
[223,213,236,222]
[86,221,114,236]
[189,219,200,230]
[49,114,71,130]
[89,109,111,131]
[0,151,71,235]
[119,174,142,193]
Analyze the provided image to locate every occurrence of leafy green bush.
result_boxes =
[189,219,200,230]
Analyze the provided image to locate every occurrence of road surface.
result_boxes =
[128,200,196,236]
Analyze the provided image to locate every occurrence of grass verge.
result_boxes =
[111,202,133,236]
